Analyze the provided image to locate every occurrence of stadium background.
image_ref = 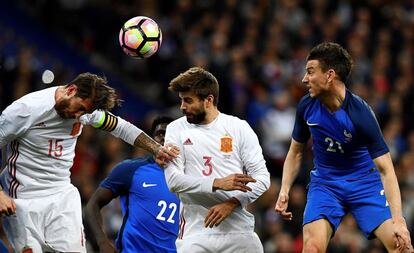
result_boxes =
[0,0,413,252]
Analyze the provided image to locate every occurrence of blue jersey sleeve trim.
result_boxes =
[100,156,153,196]
[292,94,312,143]
[343,90,389,159]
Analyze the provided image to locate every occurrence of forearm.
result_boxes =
[165,165,214,193]
[134,132,162,155]
[380,171,403,219]
[280,149,303,193]
[233,168,270,207]
[375,153,404,219]
[84,203,110,245]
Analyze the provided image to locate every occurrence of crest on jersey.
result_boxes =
[344,129,352,143]
[70,122,81,136]
[220,135,233,153]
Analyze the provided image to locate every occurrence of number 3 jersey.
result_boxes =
[100,157,180,253]
[0,87,142,199]
[164,113,270,238]
[292,89,389,180]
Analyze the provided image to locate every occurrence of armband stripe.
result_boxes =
[99,112,118,132]
[105,114,118,132]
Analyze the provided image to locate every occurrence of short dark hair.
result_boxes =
[150,116,174,136]
[67,72,122,111]
[168,67,219,106]
[307,42,353,83]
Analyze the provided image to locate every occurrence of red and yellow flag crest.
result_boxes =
[220,135,233,153]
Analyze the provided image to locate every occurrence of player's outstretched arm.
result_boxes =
[85,188,117,253]
[374,153,412,251]
[133,134,179,166]
[275,139,305,220]
[212,174,256,192]
[204,197,240,228]
[82,111,179,165]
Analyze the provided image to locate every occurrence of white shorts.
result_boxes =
[2,185,86,253]
[176,232,263,253]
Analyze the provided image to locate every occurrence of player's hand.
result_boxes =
[212,173,256,192]
[0,191,16,216]
[274,192,293,220]
[392,216,412,252]
[155,144,180,167]
[98,240,117,253]
[204,198,240,228]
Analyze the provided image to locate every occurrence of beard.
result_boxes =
[184,110,206,124]
[54,98,73,119]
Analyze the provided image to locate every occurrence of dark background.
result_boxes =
[1,1,414,252]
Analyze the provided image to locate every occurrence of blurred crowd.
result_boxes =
[1,0,414,252]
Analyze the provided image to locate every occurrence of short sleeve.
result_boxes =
[348,98,389,159]
[0,102,33,146]
[100,160,137,196]
[291,96,311,143]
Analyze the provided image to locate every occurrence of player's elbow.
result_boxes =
[263,173,271,191]
[166,176,178,193]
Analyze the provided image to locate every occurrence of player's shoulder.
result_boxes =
[343,90,370,109]
[218,113,254,136]
[297,93,314,109]
[110,156,154,176]
[120,156,154,168]
[15,87,57,113]
[219,113,248,127]
[342,90,377,121]
[167,116,188,130]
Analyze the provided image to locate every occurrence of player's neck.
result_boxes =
[203,108,219,124]
[55,86,65,102]
[320,84,346,113]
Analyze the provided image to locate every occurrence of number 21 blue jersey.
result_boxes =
[292,90,389,180]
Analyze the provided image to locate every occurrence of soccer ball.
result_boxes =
[119,16,162,58]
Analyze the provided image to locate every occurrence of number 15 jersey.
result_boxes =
[0,87,141,198]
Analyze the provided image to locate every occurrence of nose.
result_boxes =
[302,73,308,85]
[180,102,186,111]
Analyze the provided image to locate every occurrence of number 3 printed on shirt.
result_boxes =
[202,156,213,176]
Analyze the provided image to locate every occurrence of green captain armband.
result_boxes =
[93,111,118,132]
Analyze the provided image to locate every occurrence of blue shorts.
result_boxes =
[303,171,391,239]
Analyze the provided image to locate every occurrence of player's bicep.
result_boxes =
[164,124,185,172]
[354,105,388,158]
[0,102,33,144]
[289,139,306,152]
[291,101,310,143]
[373,152,393,175]
[90,187,117,208]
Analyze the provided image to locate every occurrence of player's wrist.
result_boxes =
[155,144,163,155]
[228,197,241,208]
[393,215,406,224]
[212,178,221,192]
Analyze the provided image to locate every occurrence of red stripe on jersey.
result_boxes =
[178,208,186,239]
[8,141,20,198]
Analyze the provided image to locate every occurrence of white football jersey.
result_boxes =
[0,87,142,198]
[164,113,270,238]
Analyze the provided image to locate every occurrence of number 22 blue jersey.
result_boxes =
[292,90,389,180]
[100,156,180,253]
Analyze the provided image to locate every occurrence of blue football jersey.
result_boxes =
[292,90,389,180]
[100,156,180,253]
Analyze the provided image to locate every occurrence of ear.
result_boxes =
[66,84,78,96]
[327,69,336,83]
[205,95,214,106]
